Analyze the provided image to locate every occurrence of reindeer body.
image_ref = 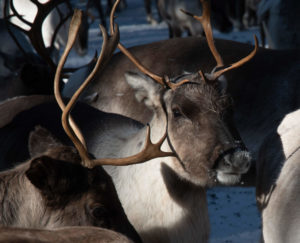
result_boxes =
[0,226,133,243]
[257,0,300,49]
[256,109,300,243]
[103,158,209,243]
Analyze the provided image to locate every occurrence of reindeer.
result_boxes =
[0,1,253,242]
[243,0,260,28]
[257,0,300,49]
[144,0,161,25]
[156,0,232,38]
[0,126,141,243]
[256,109,300,243]
[77,0,300,180]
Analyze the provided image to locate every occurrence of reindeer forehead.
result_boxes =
[162,82,229,119]
[170,82,221,104]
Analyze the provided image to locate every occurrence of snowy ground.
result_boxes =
[70,1,262,242]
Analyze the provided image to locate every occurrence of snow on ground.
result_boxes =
[70,1,262,242]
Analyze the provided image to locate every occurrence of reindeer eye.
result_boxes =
[91,207,109,219]
[172,108,182,118]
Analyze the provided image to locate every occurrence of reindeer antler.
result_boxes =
[181,0,258,81]
[4,0,73,70]
[54,9,89,162]
[109,0,189,90]
[54,9,175,168]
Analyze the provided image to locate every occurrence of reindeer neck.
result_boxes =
[103,110,210,242]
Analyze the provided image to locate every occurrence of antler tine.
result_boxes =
[91,124,175,167]
[210,35,259,80]
[181,0,224,68]
[164,76,190,90]
[182,0,258,81]
[9,0,33,27]
[54,9,90,163]
[109,0,165,87]
[6,0,71,70]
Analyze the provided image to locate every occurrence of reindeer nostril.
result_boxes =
[224,159,231,167]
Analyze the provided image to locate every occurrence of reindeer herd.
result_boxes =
[0,0,299,242]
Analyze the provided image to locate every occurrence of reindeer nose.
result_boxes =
[222,148,251,172]
[215,146,252,173]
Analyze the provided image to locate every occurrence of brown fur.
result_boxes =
[0,226,133,243]
[0,127,141,243]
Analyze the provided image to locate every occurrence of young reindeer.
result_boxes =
[256,109,300,243]
[0,126,140,243]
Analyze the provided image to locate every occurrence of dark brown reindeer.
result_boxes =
[256,109,300,243]
[257,0,300,49]
[0,1,252,242]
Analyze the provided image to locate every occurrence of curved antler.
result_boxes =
[5,0,73,70]
[55,9,175,168]
[210,36,258,80]
[181,0,258,81]
[110,0,190,90]
[54,9,89,162]
[109,0,164,85]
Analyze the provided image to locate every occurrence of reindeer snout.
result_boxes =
[221,149,251,173]
[214,146,252,185]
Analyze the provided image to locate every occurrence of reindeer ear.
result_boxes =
[28,126,62,158]
[124,71,162,110]
[26,156,88,197]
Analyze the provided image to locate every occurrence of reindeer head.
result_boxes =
[110,0,257,186]
[21,126,141,243]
